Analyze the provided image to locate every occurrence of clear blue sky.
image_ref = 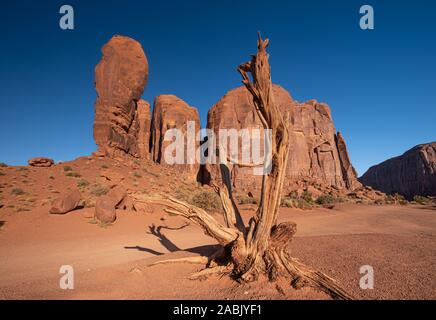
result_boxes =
[1,0,435,176]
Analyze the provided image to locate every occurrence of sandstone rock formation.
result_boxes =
[359,142,436,199]
[93,35,149,158]
[204,85,361,194]
[49,189,82,214]
[95,196,117,224]
[28,157,54,167]
[91,36,360,192]
[150,94,200,175]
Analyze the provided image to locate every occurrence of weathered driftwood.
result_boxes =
[133,34,354,300]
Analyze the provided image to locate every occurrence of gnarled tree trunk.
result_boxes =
[133,34,354,300]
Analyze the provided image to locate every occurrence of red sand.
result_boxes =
[1,201,435,299]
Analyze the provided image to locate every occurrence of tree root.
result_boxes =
[189,265,231,280]
[149,256,209,267]
[281,254,355,300]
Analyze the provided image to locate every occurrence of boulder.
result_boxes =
[150,94,200,175]
[95,196,117,224]
[28,157,54,167]
[93,35,150,158]
[49,189,82,214]
[106,185,127,207]
[359,142,436,199]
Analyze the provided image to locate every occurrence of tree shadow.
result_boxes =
[124,222,220,257]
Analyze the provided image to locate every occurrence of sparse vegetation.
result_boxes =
[280,191,314,209]
[281,197,313,210]
[413,195,431,205]
[77,179,90,188]
[173,186,222,212]
[11,188,25,196]
[101,164,108,169]
[236,194,257,205]
[66,172,81,178]
[385,193,408,205]
[87,217,112,228]
[90,184,109,197]
[301,190,314,204]
[49,175,55,180]
[190,190,222,211]
[63,166,73,172]
[315,194,341,205]
[133,171,142,178]
[18,167,29,172]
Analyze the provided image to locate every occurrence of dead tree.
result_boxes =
[134,34,354,300]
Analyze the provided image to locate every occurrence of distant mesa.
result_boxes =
[92,35,362,193]
[359,142,436,199]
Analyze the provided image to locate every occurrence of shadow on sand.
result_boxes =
[124,223,220,257]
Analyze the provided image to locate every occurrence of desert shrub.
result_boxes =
[11,188,25,196]
[133,171,142,178]
[374,199,384,205]
[236,194,257,205]
[49,175,55,180]
[281,197,312,210]
[18,167,29,171]
[90,184,109,197]
[173,185,194,202]
[281,197,294,208]
[63,166,73,172]
[413,195,431,205]
[315,194,336,205]
[77,179,90,188]
[190,190,222,211]
[101,164,108,169]
[301,190,314,204]
[66,172,81,178]
[385,193,407,205]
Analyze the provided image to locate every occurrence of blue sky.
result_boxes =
[0,0,435,175]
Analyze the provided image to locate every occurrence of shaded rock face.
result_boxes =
[150,95,200,175]
[359,142,436,199]
[286,100,361,192]
[93,35,149,158]
[28,157,54,167]
[204,85,361,194]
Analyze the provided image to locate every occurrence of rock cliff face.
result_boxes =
[359,142,436,199]
[150,95,200,175]
[204,86,361,194]
[92,36,361,191]
[93,35,149,158]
